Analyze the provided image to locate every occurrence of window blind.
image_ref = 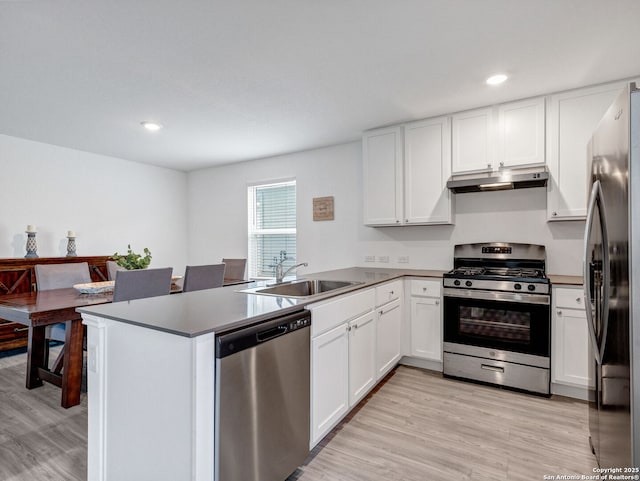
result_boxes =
[248,180,296,278]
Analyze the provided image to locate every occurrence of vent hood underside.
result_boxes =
[446,165,549,193]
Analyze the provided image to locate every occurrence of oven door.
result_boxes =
[443,288,550,357]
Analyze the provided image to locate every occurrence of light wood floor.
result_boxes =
[0,350,596,481]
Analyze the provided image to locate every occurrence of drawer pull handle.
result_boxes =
[576,298,581,303]
[557,310,562,315]
[14,327,29,333]
[481,364,504,373]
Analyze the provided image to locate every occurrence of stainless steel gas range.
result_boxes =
[442,242,551,396]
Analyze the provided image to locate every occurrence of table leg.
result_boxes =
[26,325,45,389]
[61,318,83,408]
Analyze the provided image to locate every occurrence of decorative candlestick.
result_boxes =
[66,231,77,257]
[25,227,38,258]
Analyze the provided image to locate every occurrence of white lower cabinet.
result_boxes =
[348,310,377,405]
[309,288,375,447]
[376,298,402,379]
[311,322,349,447]
[410,297,442,361]
[552,286,594,395]
[408,280,442,362]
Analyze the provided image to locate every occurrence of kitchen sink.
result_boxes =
[240,279,363,298]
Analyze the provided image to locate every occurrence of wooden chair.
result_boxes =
[112,268,173,302]
[34,262,92,371]
[221,258,247,281]
[182,264,226,292]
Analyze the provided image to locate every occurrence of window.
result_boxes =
[248,180,296,278]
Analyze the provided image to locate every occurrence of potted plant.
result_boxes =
[111,244,152,270]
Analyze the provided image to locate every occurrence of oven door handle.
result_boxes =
[442,288,550,305]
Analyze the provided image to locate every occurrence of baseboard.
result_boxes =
[551,382,591,401]
[399,356,443,372]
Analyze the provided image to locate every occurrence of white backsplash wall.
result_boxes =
[188,140,585,277]
[357,187,585,275]
[0,134,188,272]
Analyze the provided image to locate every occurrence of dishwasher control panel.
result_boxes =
[216,311,311,359]
[288,316,311,331]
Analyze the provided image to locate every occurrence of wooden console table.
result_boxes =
[0,256,111,352]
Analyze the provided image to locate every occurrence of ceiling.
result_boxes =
[2,0,640,172]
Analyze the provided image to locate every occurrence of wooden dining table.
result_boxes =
[0,288,112,408]
[0,278,251,408]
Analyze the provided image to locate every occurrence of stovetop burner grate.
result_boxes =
[447,266,546,281]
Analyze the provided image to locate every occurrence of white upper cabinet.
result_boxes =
[546,81,630,221]
[497,97,545,168]
[404,117,453,224]
[451,97,545,174]
[363,126,403,225]
[363,117,453,227]
[451,107,495,173]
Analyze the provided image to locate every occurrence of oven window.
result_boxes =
[444,296,550,356]
[459,306,531,343]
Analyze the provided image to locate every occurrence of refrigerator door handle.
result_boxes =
[598,185,611,361]
[583,180,608,364]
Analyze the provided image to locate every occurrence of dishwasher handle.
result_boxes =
[257,325,288,343]
[216,310,311,359]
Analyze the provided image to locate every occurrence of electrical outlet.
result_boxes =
[398,256,409,263]
[364,255,375,263]
[378,256,389,263]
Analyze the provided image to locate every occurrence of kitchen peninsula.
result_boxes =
[78,267,443,481]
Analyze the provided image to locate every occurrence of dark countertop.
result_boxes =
[78,267,445,338]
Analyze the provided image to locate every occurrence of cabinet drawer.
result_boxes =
[554,287,585,310]
[309,288,375,337]
[375,280,403,307]
[410,279,441,298]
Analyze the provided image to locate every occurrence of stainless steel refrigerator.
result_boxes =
[584,82,640,468]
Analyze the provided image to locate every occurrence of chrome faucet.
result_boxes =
[274,260,308,284]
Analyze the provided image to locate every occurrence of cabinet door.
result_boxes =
[348,311,376,406]
[547,81,628,220]
[552,308,594,388]
[311,323,349,446]
[497,97,545,168]
[363,126,403,225]
[451,107,495,173]
[376,298,402,379]
[410,297,442,361]
[404,117,453,225]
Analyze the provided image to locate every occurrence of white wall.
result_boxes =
[188,141,585,277]
[0,134,188,272]
[187,142,361,274]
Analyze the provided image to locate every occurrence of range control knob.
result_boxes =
[465,280,472,287]
[514,283,522,290]
[528,284,536,291]
[453,280,461,286]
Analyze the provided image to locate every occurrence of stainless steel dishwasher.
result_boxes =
[214,310,311,481]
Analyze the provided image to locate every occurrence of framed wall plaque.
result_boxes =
[313,196,334,221]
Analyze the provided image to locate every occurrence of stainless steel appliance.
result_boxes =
[215,310,311,481]
[442,242,551,395]
[584,83,639,468]
[446,165,549,193]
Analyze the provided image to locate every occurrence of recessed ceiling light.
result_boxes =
[486,74,508,85]
[140,121,163,131]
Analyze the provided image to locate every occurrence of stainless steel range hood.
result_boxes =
[446,165,549,193]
